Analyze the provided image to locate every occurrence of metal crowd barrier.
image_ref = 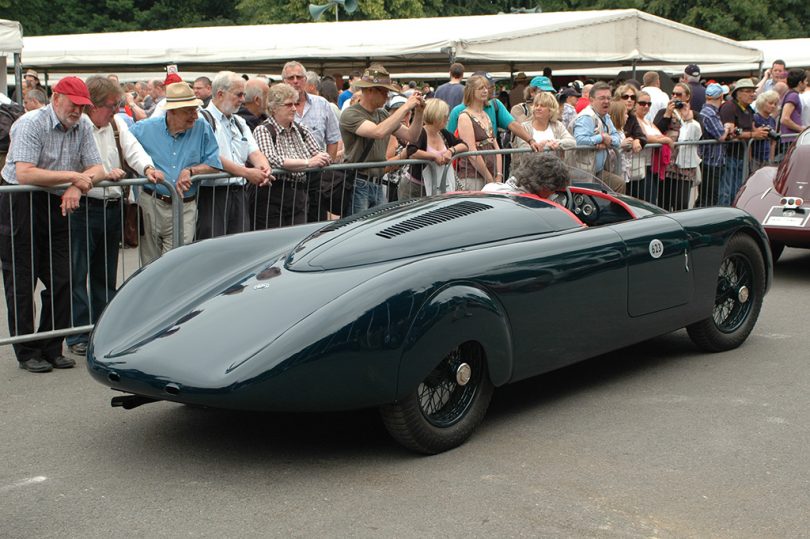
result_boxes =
[0,135,796,347]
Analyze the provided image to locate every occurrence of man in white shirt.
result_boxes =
[641,71,670,122]
[66,76,162,356]
[198,71,272,239]
[800,88,810,127]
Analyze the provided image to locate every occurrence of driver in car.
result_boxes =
[482,152,570,198]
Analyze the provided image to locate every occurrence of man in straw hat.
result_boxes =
[1,76,104,372]
[717,78,770,206]
[129,81,222,264]
[340,64,425,213]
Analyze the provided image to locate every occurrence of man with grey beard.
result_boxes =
[198,71,272,239]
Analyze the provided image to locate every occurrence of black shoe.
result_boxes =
[19,358,53,373]
[68,342,88,356]
[47,355,76,369]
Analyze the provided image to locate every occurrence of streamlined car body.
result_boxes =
[88,184,771,453]
[735,128,810,261]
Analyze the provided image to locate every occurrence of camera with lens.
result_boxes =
[766,127,781,140]
[733,127,743,137]
[673,99,685,109]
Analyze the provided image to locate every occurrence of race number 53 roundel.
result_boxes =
[649,239,664,258]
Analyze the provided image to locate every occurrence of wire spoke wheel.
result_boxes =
[380,342,493,454]
[687,234,766,352]
[712,253,754,333]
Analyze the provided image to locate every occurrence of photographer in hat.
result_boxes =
[339,64,425,214]
[128,82,223,264]
[717,78,770,206]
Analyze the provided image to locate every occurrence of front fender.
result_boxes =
[396,284,513,400]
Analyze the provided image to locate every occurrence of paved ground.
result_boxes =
[1,248,809,538]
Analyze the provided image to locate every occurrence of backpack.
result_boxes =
[0,102,25,153]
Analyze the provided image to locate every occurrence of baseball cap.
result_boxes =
[560,87,580,98]
[529,76,555,92]
[685,64,701,77]
[52,76,92,106]
[705,83,723,98]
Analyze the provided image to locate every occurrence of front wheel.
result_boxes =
[687,234,766,352]
[380,342,493,454]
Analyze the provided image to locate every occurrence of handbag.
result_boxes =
[111,119,142,247]
[422,162,457,195]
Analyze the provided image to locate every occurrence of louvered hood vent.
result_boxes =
[376,201,492,239]
[285,194,579,272]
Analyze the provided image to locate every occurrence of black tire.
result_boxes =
[687,234,766,352]
[380,342,493,454]
[769,241,784,263]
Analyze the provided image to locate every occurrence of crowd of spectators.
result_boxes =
[1,58,809,371]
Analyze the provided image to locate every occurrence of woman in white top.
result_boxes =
[512,91,575,173]
[634,90,674,206]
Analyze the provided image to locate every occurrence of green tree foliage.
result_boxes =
[1,0,808,39]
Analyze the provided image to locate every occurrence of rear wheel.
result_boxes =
[380,342,493,454]
[687,234,766,352]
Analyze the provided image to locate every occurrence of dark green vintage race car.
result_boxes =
[88,184,772,454]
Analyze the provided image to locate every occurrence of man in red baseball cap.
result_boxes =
[51,76,93,129]
[0,75,104,373]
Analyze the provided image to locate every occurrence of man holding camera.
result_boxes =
[717,79,770,206]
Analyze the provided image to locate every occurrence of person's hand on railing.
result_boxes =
[70,171,94,193]
[106,168,127,181]
[244,166,271,187]
[631,138,643,153]
[60,185,82,216]
[529,140,544,152]
[145,166,163,184]
[620,137,634,151]
[307,152,331,169]
[176,168,192,195]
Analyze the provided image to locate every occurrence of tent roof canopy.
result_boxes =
[0,19,23,54]
[16,10,762,75]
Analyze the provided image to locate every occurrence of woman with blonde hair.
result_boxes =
[512,91,575,171]
[396,98,467,199]
[456,75,502,190]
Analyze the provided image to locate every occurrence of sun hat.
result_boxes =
[162,82,203,110]
[353,65,401,93]
[731,78,756,95]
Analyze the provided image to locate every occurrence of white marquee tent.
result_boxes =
[11,10,763,76]
[0,19,23,95]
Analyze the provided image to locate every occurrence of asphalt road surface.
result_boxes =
[2,248,809,538]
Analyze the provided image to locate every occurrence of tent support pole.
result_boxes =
[509,62,515,83]
[631,59,637,81]
[14,53,22,106]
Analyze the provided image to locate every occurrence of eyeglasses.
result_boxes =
[620,94,637,101]
[636,101,651,106]
[672,92,685,97]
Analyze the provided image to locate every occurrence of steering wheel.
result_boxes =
[552,188,600,225]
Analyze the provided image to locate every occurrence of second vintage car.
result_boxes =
[735,127,810,261]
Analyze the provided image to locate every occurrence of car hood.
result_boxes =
[286,193,580,271]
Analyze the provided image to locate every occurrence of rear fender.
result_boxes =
[396,284,513,400]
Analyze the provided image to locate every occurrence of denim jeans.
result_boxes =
[718,156,744,207]
[351,178,387,214]
[66,199,122,346]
